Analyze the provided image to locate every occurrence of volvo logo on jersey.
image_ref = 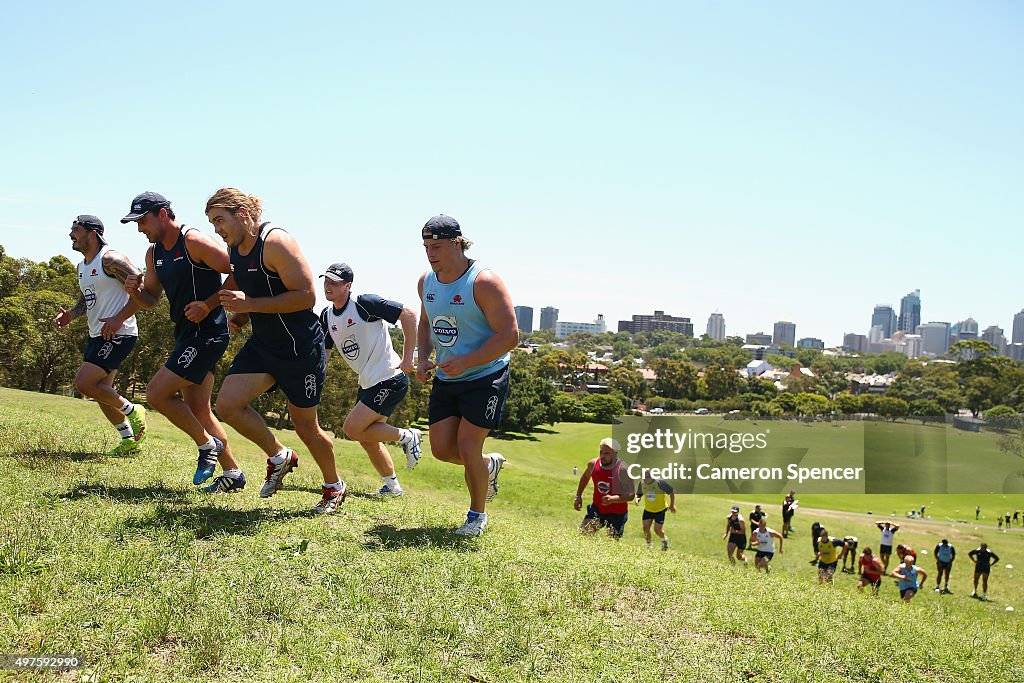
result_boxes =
[84,287,96,309]
[341,336,360,361]
[432,315,458,347]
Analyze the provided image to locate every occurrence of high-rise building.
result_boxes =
[917,322,951,357]
[773,321,796,347]
[539,306,559,331]
[618,310,693,336]
[746,332,773,346]
[555,314,607,339]
[902,334,922,359]
[981,325,1006,355]
[513,306,534,333]
[706,312,726,340]
[842,333,868,354]
[871,305,897,339]
[898,289,921,333]
[952,317,979,343]
[797,337,824,350]
[1012,309,1024,345]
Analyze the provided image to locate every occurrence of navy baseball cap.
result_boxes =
[74,214,107,245]
[121,191,171,223]
[320,262,353,283]
[422,215,462,239]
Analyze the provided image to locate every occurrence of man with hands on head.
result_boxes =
[55,214,147,456]
[120,191,244,491]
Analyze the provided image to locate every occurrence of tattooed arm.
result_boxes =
[98,250,144,339]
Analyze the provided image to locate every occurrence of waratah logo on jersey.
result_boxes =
[84,287,96,309]
[451,294,464,305]
[304,374,317,398]
[178,347,198,368]
[432,315,458,347]
[341,336,360,361]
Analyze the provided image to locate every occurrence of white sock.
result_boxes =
[199,437,217,451]
[270,448,290,464]
[115,421,134,439]
[324,480,342,490]
[120,401,135,416]
[384,475,400,490]
[223,469,242,478]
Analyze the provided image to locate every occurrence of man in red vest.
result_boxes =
[574,438,635,539]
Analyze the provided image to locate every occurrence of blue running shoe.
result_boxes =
[202,471,247,494]
[193,437,223,485]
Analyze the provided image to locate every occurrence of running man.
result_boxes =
[857,547,884,595]
[723,506,748,565]
[750,518,783,573]
[781,491,797,538]
[877,522,900,571]
[120,192,245,491]
[891,554,927,602]
[575,438,633,539]
[816,528,846,585]
[417,215,518,536]
[54,215,147,456]
[635,473,675,550]
[206,188,346,513]
[968,543,999,601]
[933,539,955,594]
[841,535,859,574]
[319,262,421,497]
[809,520,822,565]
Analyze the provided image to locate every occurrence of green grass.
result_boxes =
[1,387,1023,682]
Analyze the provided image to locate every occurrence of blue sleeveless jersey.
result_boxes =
[153,227,227,341]
[897,565,919,591]
[229,223,323,356]
[422,260,509,381]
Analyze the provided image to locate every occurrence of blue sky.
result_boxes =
[1,2,1021,345]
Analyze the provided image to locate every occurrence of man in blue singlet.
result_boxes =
[121,191,245,491]
[54,214,147,456]
[205,188,347,514]
[891,554,927,602]
[319,262,421,497]
[932,539,955,594]
[416,215,519,536]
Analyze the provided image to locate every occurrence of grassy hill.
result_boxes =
[1,387,1022,682]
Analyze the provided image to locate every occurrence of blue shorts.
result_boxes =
[357,373,409,417]
[428,364,510,430]
[226,337,326,408]
[84,335,137,373]
[165,333,230,384]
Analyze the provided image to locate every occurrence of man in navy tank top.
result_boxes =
[54,214,148,456]
[205,188,347,514]
[120,192,246,492]
[417,215,519,536]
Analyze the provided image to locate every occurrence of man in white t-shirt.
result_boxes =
[319,263,421,497]
[876,521,900,572]
[750,518,784,573]
[53,215,147,456]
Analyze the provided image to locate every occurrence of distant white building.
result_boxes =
[555,314,607,339]
[706,312,726,340]
[746,359,771,377]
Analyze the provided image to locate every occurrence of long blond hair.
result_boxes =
[205,188,263,236]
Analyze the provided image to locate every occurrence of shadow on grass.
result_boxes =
[57,482,191,505]
[121,505,311,539]
[15,448,108,464]
[362,524,478,552]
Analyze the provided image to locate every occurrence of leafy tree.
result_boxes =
[909,399,945,424]
[553,392,586,422]
[702,364,740,400]
[833,392,862,415]
[648,358,697,400]
[581,393,623,423]
[795,392,830,417]
[874,396,910,422]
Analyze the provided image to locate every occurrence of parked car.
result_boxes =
[649,407,664,414]
[694,408,710,415]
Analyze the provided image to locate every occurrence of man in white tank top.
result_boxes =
[319,263,420,497]
[53,215,148,456]
[751,518,784,573]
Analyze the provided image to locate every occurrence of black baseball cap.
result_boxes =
[120,191,171,223]
[422,214,462,239]
[74,214,107,245]
[320,262,353,283]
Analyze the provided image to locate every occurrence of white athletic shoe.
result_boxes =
[372,484,404,498]
[486,453,505,502]
[455,514,487,537]
[260,450,299,498]
[312,482,348,514]
[401,429,422,470]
